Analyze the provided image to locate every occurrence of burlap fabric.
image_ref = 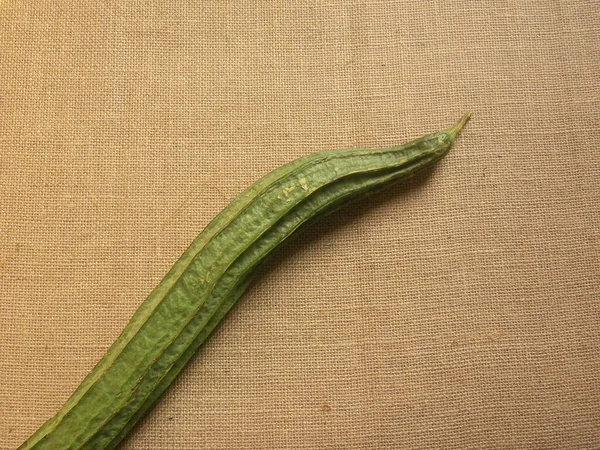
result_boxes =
[1,2,598,449]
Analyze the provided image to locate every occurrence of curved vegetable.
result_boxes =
[19,113,470,449]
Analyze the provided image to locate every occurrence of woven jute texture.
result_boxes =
[1,2,599,449]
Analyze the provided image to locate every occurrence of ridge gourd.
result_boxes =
[19,113,471,449]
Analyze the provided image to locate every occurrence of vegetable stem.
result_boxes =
[446,112,472,138]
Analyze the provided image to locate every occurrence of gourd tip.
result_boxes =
[447,112,472,138]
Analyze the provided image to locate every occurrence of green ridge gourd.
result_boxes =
[19,114,471,449]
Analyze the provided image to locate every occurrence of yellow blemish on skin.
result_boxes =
[199,271,211,285]
[283,184,296,197]
[298,177,308,191]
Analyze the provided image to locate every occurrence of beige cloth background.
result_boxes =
[1,1,598,449]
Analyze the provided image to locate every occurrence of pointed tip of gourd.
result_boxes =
[446,112,472,139]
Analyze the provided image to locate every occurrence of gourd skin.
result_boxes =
[20,114,469,450]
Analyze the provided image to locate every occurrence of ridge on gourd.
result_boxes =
[19,113,471,450]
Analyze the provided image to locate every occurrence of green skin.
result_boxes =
[20,114,470,449]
